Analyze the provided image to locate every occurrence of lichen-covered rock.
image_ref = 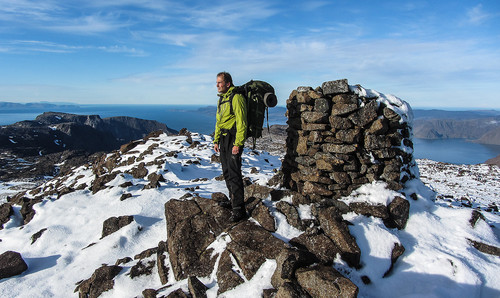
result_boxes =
[295,264,358,298]
[271,248,318,289]
[468,239,500,256]
[385,196,410,229]
[20,197,43,224]
[289,231,340,264]
[227,221,288,279]
[251,202,276,232]
[157,240,169,285]
[322,79,349,95]
[0,203,13,229]
[0,251,28,279]
[166,212,217,280]
[383,242,405,277]
[217,250,245,294]
[188,276,208,298]
[318,207,360,268]
[101,215,134,239]
[245,183,274,200]
[276,201,304,231]
[75,265,122,298]
[276,281,311,298]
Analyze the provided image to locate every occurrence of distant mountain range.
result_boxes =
[0,112,178,181]
[2,101,499,145]
[412,109,500,145]
[0,101,79,111]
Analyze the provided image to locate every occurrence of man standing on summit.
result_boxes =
[213,72,248,222]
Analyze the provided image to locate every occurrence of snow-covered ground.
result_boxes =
[0,132,498,297]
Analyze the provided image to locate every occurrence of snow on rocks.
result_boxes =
[0,128,498,297]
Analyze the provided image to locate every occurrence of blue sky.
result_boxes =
[1,0,499,108]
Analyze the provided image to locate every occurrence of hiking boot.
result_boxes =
[230,207,248,223]
[217,200,231,209]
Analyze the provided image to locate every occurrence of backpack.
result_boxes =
[219,80,278,149]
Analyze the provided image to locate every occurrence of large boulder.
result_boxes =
[164,198,231,280]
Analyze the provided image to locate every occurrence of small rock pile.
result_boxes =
[282,79,417,200]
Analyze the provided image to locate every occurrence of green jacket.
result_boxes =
[214,86,247,147]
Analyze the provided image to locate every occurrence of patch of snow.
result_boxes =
[350,84,413,124]
[340,181,400,206]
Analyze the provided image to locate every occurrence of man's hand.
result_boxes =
[214,144,219,153]
[232,146,240,155]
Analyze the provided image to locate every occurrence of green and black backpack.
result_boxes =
[219,80,278,149]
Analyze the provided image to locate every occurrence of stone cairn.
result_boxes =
[282,78,416,201]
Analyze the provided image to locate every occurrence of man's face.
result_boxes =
[216,75,230,93]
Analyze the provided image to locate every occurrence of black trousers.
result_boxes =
[219,132,244,210]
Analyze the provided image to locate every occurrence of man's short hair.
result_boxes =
[217,71,233,86]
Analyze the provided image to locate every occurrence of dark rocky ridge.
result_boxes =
[486,154,500,167]
[0,112,177,181]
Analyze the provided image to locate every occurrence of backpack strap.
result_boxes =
[218,93,235,116]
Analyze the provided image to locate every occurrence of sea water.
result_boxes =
[412,138,500,165]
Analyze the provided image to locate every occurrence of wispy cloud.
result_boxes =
[301,1,330,11]
[2,40,82,53]
[44,13,128,34]
[1,40,146,56]
[97,45,147,57]
[466,4,491,25]
[157,33,199,47]
[0,0,61,21]
[185,1,278,30]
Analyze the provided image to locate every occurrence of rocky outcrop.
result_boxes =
[164,192,361,296]
[485,154,500,167]
[413,117,500,145]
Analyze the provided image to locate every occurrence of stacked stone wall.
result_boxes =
[282,79,416,202]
